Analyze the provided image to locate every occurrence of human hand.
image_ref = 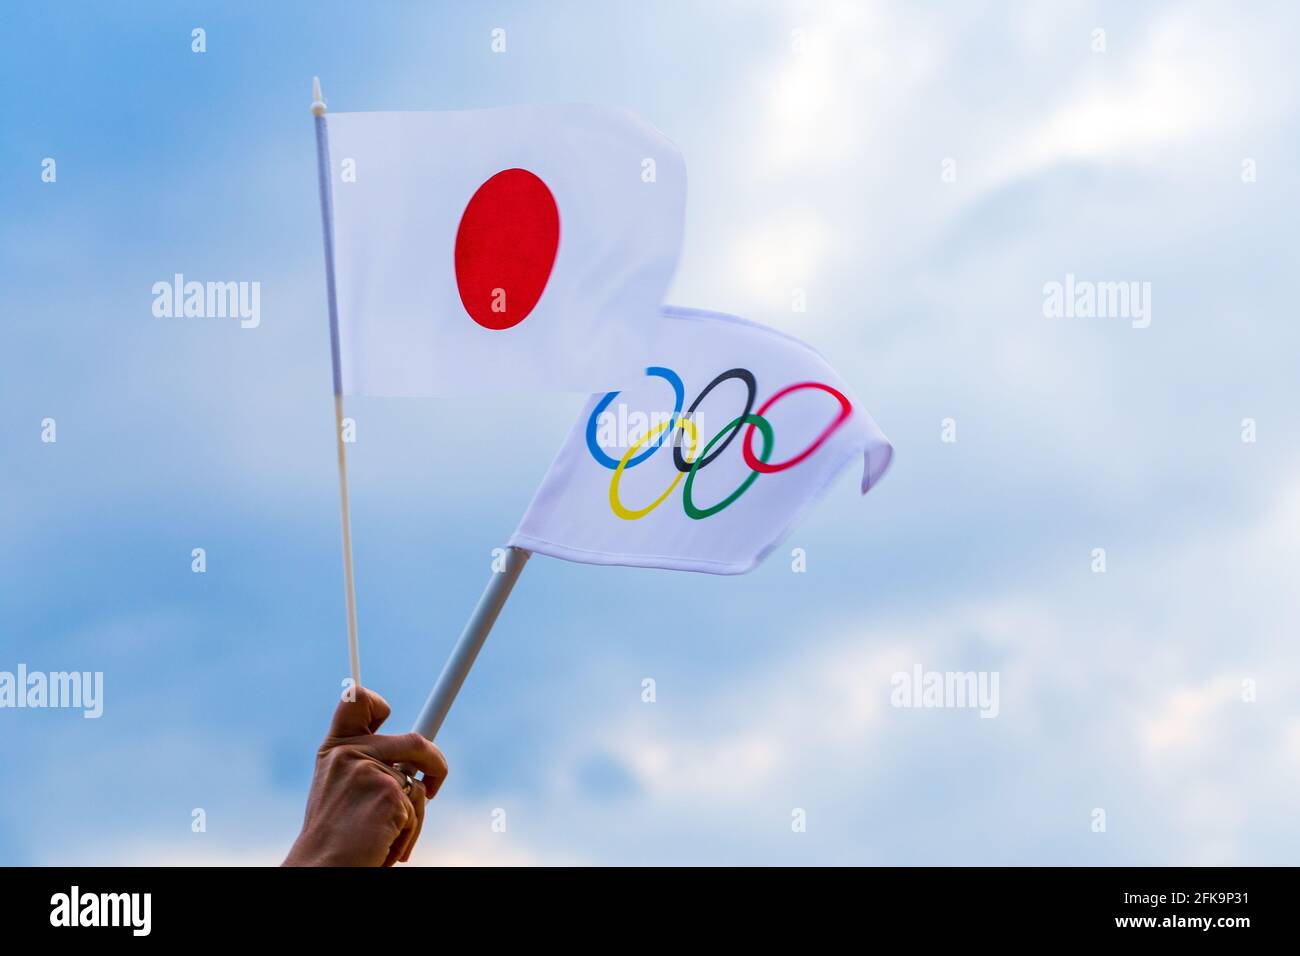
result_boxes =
[283,687,448,867]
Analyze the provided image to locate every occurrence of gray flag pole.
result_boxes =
[411,546,531,740]
[312,77,362,690]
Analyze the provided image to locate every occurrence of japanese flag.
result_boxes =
[509,307,893,574]
[325,105,685,395]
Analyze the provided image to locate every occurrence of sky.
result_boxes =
[2,0,1299,865]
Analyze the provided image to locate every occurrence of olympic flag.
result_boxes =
[324,105,686,395]
[507,307,893,574]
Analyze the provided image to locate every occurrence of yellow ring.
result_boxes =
[609,417,698,520]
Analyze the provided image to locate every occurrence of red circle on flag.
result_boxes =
[454,168,560,331]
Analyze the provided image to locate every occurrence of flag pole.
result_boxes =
[312,77,362,690]
[411,546,531,740]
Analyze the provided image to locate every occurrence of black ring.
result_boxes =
[672,368,757,473]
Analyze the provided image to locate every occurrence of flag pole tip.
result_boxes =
[311,76,326,116]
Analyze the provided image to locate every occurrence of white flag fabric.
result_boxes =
[326,105,686,395]
[509,307,893,574]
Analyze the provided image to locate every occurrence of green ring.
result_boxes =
[682,414,773,520]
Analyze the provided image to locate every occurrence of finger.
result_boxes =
[326,686,392,739]
[399,779,427,864]
[382,781,418,868]
[422,765,447,799]
[363,732,449,783]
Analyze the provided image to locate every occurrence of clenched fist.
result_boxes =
[284,687,448,867]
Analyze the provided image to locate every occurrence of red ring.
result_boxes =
[741,382,852,473]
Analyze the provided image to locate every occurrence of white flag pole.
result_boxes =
[411,546,531,740]
[312,77,362,690]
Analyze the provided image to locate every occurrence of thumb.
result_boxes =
[326,686,392,739]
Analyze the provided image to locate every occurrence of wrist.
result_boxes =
[283,832,348,867]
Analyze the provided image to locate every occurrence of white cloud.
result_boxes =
[522,466,1300,863]
[989,6,1295,190]
[1140,675,1242,754]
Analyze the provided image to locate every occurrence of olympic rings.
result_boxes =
[609,417,699,520]
[683,414,773,519]
[742,381,852,474]
[589,365,853,521]
[671,368,756,473]
[586,366,684,470]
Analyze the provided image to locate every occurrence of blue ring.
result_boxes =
[585,366,684,470]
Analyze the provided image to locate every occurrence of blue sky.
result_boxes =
[3,0,1299,864]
